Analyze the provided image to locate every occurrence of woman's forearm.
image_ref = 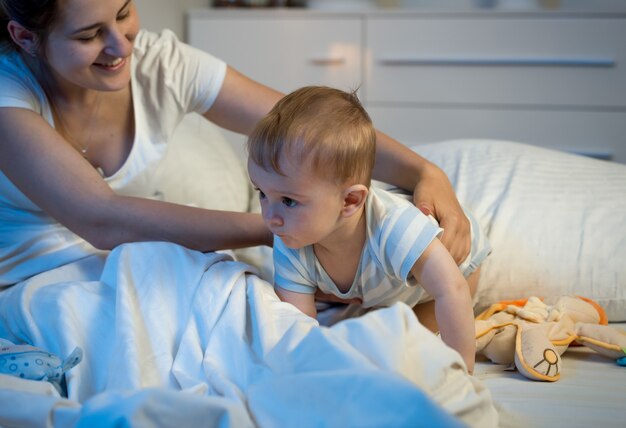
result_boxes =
[82,195,272,252]
[203,66,284,136]
[372,129,433,191]
[373,129,471,262]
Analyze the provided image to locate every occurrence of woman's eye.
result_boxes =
[282,198,297,208]
[117,11,130,21]
[78,32,99,42]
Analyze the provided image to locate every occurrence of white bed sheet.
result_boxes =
[0,241,497,427]
[410,139,626,427]
[3,119,624,427]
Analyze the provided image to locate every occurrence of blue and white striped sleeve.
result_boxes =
[273,237,317,294]
[378,204,442,281]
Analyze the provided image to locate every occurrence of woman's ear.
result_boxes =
[341,184,368,217]
[7,20,39,56]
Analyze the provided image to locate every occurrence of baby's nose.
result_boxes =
[264,206,284,228]
[269,215,284,228]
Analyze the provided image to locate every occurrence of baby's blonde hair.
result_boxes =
[247,86,376,186]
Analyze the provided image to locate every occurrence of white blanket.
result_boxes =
[0,242,497,427]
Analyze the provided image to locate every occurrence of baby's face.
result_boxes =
[247,156,345,249]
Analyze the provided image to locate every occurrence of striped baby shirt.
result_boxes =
[274,186,490,308]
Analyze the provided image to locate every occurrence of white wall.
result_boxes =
[133,1,380,40]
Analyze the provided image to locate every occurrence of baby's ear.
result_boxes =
[342,184,368,217]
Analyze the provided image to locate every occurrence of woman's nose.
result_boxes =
[103,26,133,58]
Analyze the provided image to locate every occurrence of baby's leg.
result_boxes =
[412,267,481,333]
[412,301,437,332]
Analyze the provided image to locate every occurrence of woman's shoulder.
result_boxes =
[132,29,200,84]
[0,49,29,82]
[130,30,187,100]
[0,51,45,111]
[133,29,179,55]
[132,29,196,67]
[132,28,223,70]
[131,28,226,116]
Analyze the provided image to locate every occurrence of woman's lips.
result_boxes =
[94,57,126,71]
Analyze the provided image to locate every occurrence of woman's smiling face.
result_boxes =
[42,0,139,93]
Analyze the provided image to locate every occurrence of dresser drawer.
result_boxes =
[188,13,362,94]
[365,17,626,108]
[367,105,626,162]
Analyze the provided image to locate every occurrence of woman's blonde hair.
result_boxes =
[247,86,376,186]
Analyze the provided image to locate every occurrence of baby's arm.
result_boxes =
[275,287,317,319]
[411,239,476,374]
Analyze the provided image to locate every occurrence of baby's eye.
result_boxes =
[255,188,266,200]
[282,197,297,208]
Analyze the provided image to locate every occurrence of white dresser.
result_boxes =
[187,7,626,163]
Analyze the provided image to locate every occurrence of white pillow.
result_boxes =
[412,140,626,322]
[153,114,274,280]
[153,113,252,213]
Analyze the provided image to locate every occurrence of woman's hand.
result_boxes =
[372,130,471,264]
[413,162,470,264]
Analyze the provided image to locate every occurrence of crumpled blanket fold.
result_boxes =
[0,242,498,427]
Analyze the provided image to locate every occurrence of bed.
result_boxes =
[410,136,626,428]
[1,114,624,427]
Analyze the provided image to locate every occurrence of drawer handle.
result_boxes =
[378,56,616,67]
[309,57,347,65]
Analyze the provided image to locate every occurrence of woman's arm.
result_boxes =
[202,66,283,136]
[374,130,470,263]
[0,107,272,251]
[202,67,470,261]
[411,238,476,374]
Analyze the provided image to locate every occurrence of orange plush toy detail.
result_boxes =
[475,295,626,381]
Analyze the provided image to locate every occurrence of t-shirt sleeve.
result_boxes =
[0,63,41,112]
[273,237,317,295]
[170,41,227,114]
[133,30,227,116]
[377,204,443,281]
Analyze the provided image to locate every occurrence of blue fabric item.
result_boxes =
[617,356,626,367]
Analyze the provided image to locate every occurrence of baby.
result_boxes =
[247,86,491,373]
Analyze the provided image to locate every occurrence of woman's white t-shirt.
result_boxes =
[0,30,227,286]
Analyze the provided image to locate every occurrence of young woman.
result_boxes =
[0,0,470,286]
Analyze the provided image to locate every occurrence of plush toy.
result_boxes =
[0,338,82,395]
[475,295,626,381]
